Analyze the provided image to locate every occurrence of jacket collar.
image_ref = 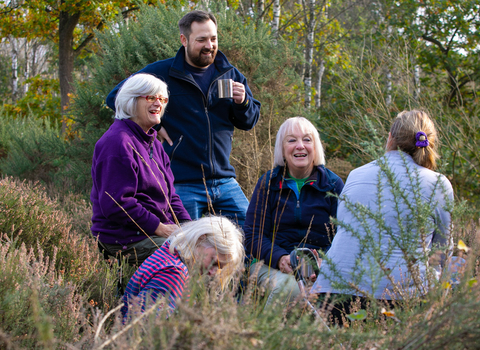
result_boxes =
[121,118,156,145]
[269,165,339,192]
[385,150,415,164]
[170,46,233,77]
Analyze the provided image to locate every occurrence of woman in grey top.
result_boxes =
[311,110,453,323]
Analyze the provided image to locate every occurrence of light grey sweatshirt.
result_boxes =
[311,151,453,299]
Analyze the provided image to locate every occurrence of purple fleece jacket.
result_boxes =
[90,119,190,245]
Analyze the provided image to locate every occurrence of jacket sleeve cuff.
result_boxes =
[271,249,289,269]
[154,121,163,131]
[143,215,161,235]
[234,97,250,109]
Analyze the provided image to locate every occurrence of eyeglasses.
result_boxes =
[140,95,168,104]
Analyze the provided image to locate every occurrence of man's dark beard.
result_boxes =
[188,48,217,67]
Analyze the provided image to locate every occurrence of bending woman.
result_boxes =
[122,216,245,317]
[311,110,454,323]
[244,117,344,305]
[91,74,190,266]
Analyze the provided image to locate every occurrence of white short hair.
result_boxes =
[169,216,245,289]
[114,73,169,120]
[273,117,325,167]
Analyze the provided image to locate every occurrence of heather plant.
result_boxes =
[0,240,87,349]
[0,177,74,257]
[80,239,480,350]
[0,177,91,262]
[0,177,120,310]
[86,270,342,350]
[0,176,479,349]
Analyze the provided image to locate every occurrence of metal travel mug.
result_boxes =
[299,257,314,278]
[218,79,233,99]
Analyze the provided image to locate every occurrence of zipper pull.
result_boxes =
[297,200,300,209]
[150,146,153,159]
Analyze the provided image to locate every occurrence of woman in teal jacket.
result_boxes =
[243,117,344,305]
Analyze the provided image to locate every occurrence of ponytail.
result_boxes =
[388,110,439,170]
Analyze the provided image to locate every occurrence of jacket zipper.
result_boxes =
[205,106,214,175]
[170,135,183,161]
[172,68,235,177]
[295,195,301,223]
[205,69,235,176]
[149,138,154,159]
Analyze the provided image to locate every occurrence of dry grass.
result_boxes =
[0,174,480,349]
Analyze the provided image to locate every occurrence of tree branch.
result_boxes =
[74,5,141,57]
[74,20,104,56]
[121,6,140,18]
[421,34,447,54]
[445,27,460,54]
[0,1,21,15]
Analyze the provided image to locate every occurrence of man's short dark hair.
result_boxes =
[178,10,217,40]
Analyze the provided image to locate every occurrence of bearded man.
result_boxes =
[106,10,261,227]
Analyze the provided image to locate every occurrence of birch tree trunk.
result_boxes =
[11,37,18,101]
[386,71,392,105]
[385,26,392,105]
[31,41,38,77]
[303,0,316,109]
[314,2,328,109]
[24,39,29,94]
[315,58,325,108]
[257,0,265,21]
[271,0,281,42]
[414,64,421,100]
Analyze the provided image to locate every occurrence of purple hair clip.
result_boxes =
[415,131,429,148]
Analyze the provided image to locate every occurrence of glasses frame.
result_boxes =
[140,95,168,104]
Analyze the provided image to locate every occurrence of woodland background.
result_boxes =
[1,0,480,349]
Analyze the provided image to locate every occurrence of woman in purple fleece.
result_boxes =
[91,74,191,266]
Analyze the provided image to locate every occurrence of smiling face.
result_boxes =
[131,95,165,132]
[283,127,316,179]
[181,20,218,68]
[194,244,229,277]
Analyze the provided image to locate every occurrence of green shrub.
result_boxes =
[0,107,94,199]
[2,75,61,123]
[318,32,480,209]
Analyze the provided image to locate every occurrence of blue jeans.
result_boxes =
[174,177,249,227]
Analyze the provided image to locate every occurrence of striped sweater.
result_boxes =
[122,241,188,317]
